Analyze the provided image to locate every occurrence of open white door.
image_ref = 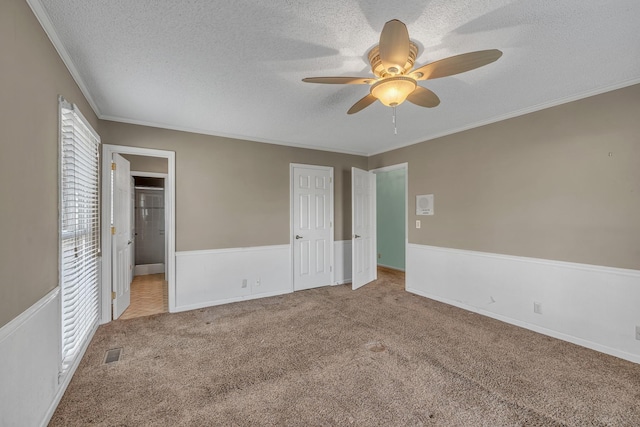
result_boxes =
[352,167,376,290]
[112,153,132,318]
[292,164,334,291]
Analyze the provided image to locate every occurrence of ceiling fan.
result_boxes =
[302,19,502,114]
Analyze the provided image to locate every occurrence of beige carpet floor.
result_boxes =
[51,269,640,426]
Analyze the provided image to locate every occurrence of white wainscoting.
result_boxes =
[175,245,292,312]
[334,240,352,285]
[406,244,640,364]
[0,288,61,426]
[175,242,354,312]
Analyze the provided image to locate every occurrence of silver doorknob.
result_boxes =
[295,235,303,239]
[354,234,361,239]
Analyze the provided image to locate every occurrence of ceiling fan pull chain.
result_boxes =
[393,106,398,135]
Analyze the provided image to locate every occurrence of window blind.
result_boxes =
[59,97,101,374]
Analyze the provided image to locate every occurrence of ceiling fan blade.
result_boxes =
[379,19,410,74]
[347,94,377,114]
[412,49,503,80]
[406,86,440,108]
[302,77,373,84]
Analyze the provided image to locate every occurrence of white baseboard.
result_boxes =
[406,244,640,364]
[334,240,352,285]
[134,263,164,276]
[173,289,292,313]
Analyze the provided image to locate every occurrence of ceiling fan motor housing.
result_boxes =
[368,42,418,77]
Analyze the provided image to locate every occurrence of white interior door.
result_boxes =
[292,165,333,291]
[112,153,132,318]
[129,176,135,284]
[352,167,376,290]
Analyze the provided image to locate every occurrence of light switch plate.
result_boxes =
[416,220,421,229]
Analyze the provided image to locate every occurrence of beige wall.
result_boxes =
[121,154,168,174]
[2,0,637,331]
[99,121,368,251]
[0,0,98,327]
[370,84,640,270]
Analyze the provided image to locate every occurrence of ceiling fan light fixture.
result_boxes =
[371,76,417,107]
[302,19,502,115]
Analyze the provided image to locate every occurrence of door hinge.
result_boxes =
[111,291,116,300]
[330,266,333,272]
[329,177,332,183]
[111,226,116,235]
[330,221,333,228]
[111,162,116,171]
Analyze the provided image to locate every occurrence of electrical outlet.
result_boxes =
[533,301,542,314]
[241,279,247,288]
[378,253,381,259]
[256,278,261,287]
[636,325,640,341]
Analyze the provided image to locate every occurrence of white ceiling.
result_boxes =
[31,0,640,156]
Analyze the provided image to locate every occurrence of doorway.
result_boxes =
[119,172,168,319]
[101,145,176,323]
[132,175,166,276]
[375,167,406,271]
[372,163,408,284]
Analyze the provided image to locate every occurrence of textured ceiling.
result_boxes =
[31,0,640,155]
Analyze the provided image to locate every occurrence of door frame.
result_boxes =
[370,163,408,286]
[290,163,335,291]
[101,145,176,323]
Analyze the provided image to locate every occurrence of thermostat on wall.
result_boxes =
[416,194,434,215]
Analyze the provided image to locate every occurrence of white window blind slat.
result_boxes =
[59,97,101,374]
